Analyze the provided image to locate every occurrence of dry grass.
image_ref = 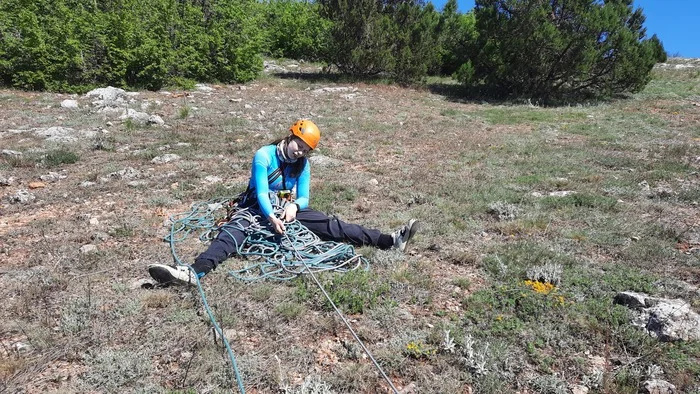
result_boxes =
[1,58,699,393]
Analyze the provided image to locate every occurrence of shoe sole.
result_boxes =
[148,266,181,285]
[404,220,420,250]
[396,220,420,252]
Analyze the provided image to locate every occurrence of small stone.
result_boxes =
[203,175,223,184]
[147,114,165,126]
[570,384,589,394]
[14,342,33,355]
[195,84,214,92]
[131,278,155,290]
[80,244,98,254]
[40,172,65,182]
[641,379,676,394]
[151,154,180,164]
[9,190,35,204]
[127,180,148,187]
[60,99,79,108]
[549,190,576,197]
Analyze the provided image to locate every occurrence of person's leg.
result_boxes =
[148,215,251,285]
[191,216,251,274]
[296,208,395,249]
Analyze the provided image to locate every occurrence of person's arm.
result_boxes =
[294,161,311,209]
[282,160,310,222]
[253,151,286,233]
[252,149,276,219]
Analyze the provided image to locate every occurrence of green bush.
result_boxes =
[0,0,264,92]
[44,149,80,167]
[471,0,667,101]
[319,0,440,84]
[261,0,331,61]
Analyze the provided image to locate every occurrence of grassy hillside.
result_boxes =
[1,58,699,393]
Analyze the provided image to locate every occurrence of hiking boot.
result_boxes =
[148,264,200,286]
[392,219,419,252]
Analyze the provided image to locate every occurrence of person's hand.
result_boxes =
[268,214,286,234]
[282,203,298,222]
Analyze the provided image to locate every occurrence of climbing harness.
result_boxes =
[165,195,399,393]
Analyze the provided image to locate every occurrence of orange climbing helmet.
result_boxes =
[289,119,321,150]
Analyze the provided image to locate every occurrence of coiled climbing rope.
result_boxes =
[166,195,370,281]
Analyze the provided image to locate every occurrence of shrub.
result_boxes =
[319,0,440,84]
[0,0,264,92]
[43,149,79,167]
[261,0,331,61]
[318,270,390,314]
[471,0,667,101]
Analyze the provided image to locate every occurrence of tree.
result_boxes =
[472,0,667,101]
[319,0,440,84]
[392,2,441,84]
[0,0,264,92]
[261,0,331,61]
[434,0,478,76]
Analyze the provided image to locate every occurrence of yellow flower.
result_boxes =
[524,280,556,294]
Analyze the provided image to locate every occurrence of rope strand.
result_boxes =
[165,195,376,392]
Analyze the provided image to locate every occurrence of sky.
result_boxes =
[428,0,699,59]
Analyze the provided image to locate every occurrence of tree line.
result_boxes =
[0,0,666,101]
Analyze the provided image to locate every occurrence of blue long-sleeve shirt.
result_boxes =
[249,144,310,218]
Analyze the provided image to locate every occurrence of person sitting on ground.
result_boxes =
[148,119,419,285]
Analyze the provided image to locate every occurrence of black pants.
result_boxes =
[192,208,394,274]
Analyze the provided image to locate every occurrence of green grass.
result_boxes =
[178,105,191,119]
[476,106,589,125]
[311,182,359,214]
[539,193,619,212]
[44,149,79,167]
[305,270,392,314]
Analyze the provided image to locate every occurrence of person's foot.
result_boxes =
[148,264,199,286]
[392,219,419,252]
